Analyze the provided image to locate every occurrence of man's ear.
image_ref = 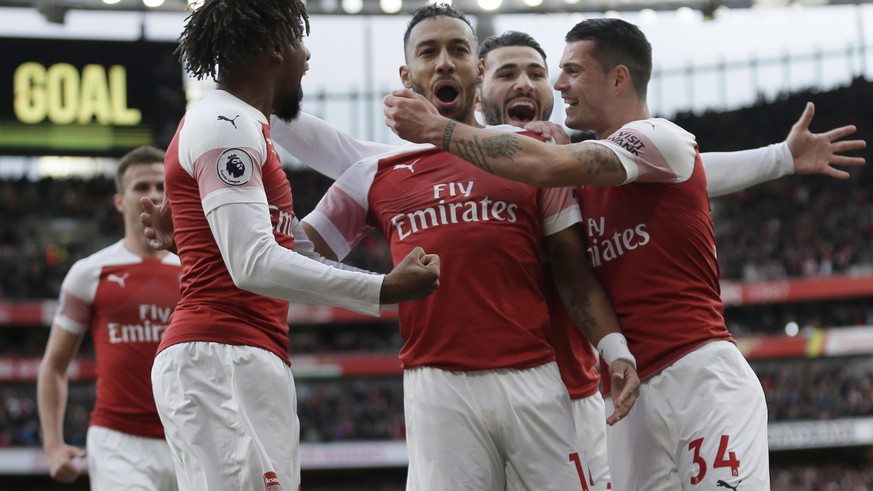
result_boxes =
[399,65,413,89]
[113,193,124,214]
[613,64,630,90]
[475,58,485,86]
[268,41,285,64]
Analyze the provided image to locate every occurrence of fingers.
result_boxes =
[605,362,640,426]
[829,138,866,154]
[794,101,814,131]
[822,124,858,142]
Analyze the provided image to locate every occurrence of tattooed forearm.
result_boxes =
[450,133,524,174]
[441,120,457,152]
[482,134,523,160]
[566,296,598,342]
[453,136,493,173]
[568,144,623,177]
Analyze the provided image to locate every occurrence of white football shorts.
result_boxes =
[404,362,585,491]
[506,391,612,491]
[152,342,300,491]
[606,340,769,491]
[86,425,177,491]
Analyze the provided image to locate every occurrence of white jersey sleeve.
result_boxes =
[54,254,100,335]
[302,156,382,261]
[589,118,698,185]
[270,112,396,180]
[540,187,582,236]
[180,92,384,315]
[290,213,378,274]
[207,201,384,315]
[701,142,794,198]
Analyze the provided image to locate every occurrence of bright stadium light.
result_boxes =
[522,0,543,7]
[142,0,164,7]
[187,0,205,10]
[676,6,699,22]
[478,0,502,11]
[639,8,658,24]
[563,0,580,4]
[428,0,451,5]
[342,0,363,14]
[102,0,121,5]
[380,0,402,14]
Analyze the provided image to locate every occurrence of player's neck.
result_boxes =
[123,233,167,260]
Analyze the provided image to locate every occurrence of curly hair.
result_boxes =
[177,0,310,81]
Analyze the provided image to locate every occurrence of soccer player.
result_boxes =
[151,1,440,490]
[37,146,180,490]
[300,5,638,490]
[275,26,864,491]
[385,17,865,490]
[475,30,612,491]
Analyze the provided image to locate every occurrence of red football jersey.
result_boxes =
[160,90,296,364]
[579,119,731,394]
[55,241,181,438]
[305,131,582,371]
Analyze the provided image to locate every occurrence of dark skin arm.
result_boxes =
[544,224,640,424]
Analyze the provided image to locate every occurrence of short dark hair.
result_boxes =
[403,3,475,61]
[565,18,652,99]
[478,31,547,65]
[177,0,310,81]
[115,146,165,193]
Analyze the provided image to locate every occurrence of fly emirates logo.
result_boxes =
[586,216,650,267]
[391,181,519,241]
[108,304,171,344]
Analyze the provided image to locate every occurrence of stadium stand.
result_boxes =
[0,78,871,489]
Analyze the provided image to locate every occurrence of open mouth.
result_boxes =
[506,99,538,123]
[433,80,460,104]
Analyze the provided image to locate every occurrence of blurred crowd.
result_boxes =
[1,79,872,299]
[676,77,873,281]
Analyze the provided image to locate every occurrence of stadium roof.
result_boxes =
[1,0,867,23]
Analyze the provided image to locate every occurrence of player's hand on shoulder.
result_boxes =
[606,359,640,426]
[140,197,176,253]
[46,444,86,483]
[524,121,570,145]
[380,246,440,303]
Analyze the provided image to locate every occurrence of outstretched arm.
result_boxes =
[270,113,396,180]
[702,101,866,197]
[786,102,865,178]
[385,89,627,187]
[544,225,639,424]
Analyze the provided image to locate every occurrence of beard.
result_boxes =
[409,78,475,125]
[273,89,303,123]
[479,94,555,127]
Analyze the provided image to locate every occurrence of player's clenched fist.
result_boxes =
[380,247,440,303]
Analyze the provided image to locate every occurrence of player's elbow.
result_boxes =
[225,240,272,294]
